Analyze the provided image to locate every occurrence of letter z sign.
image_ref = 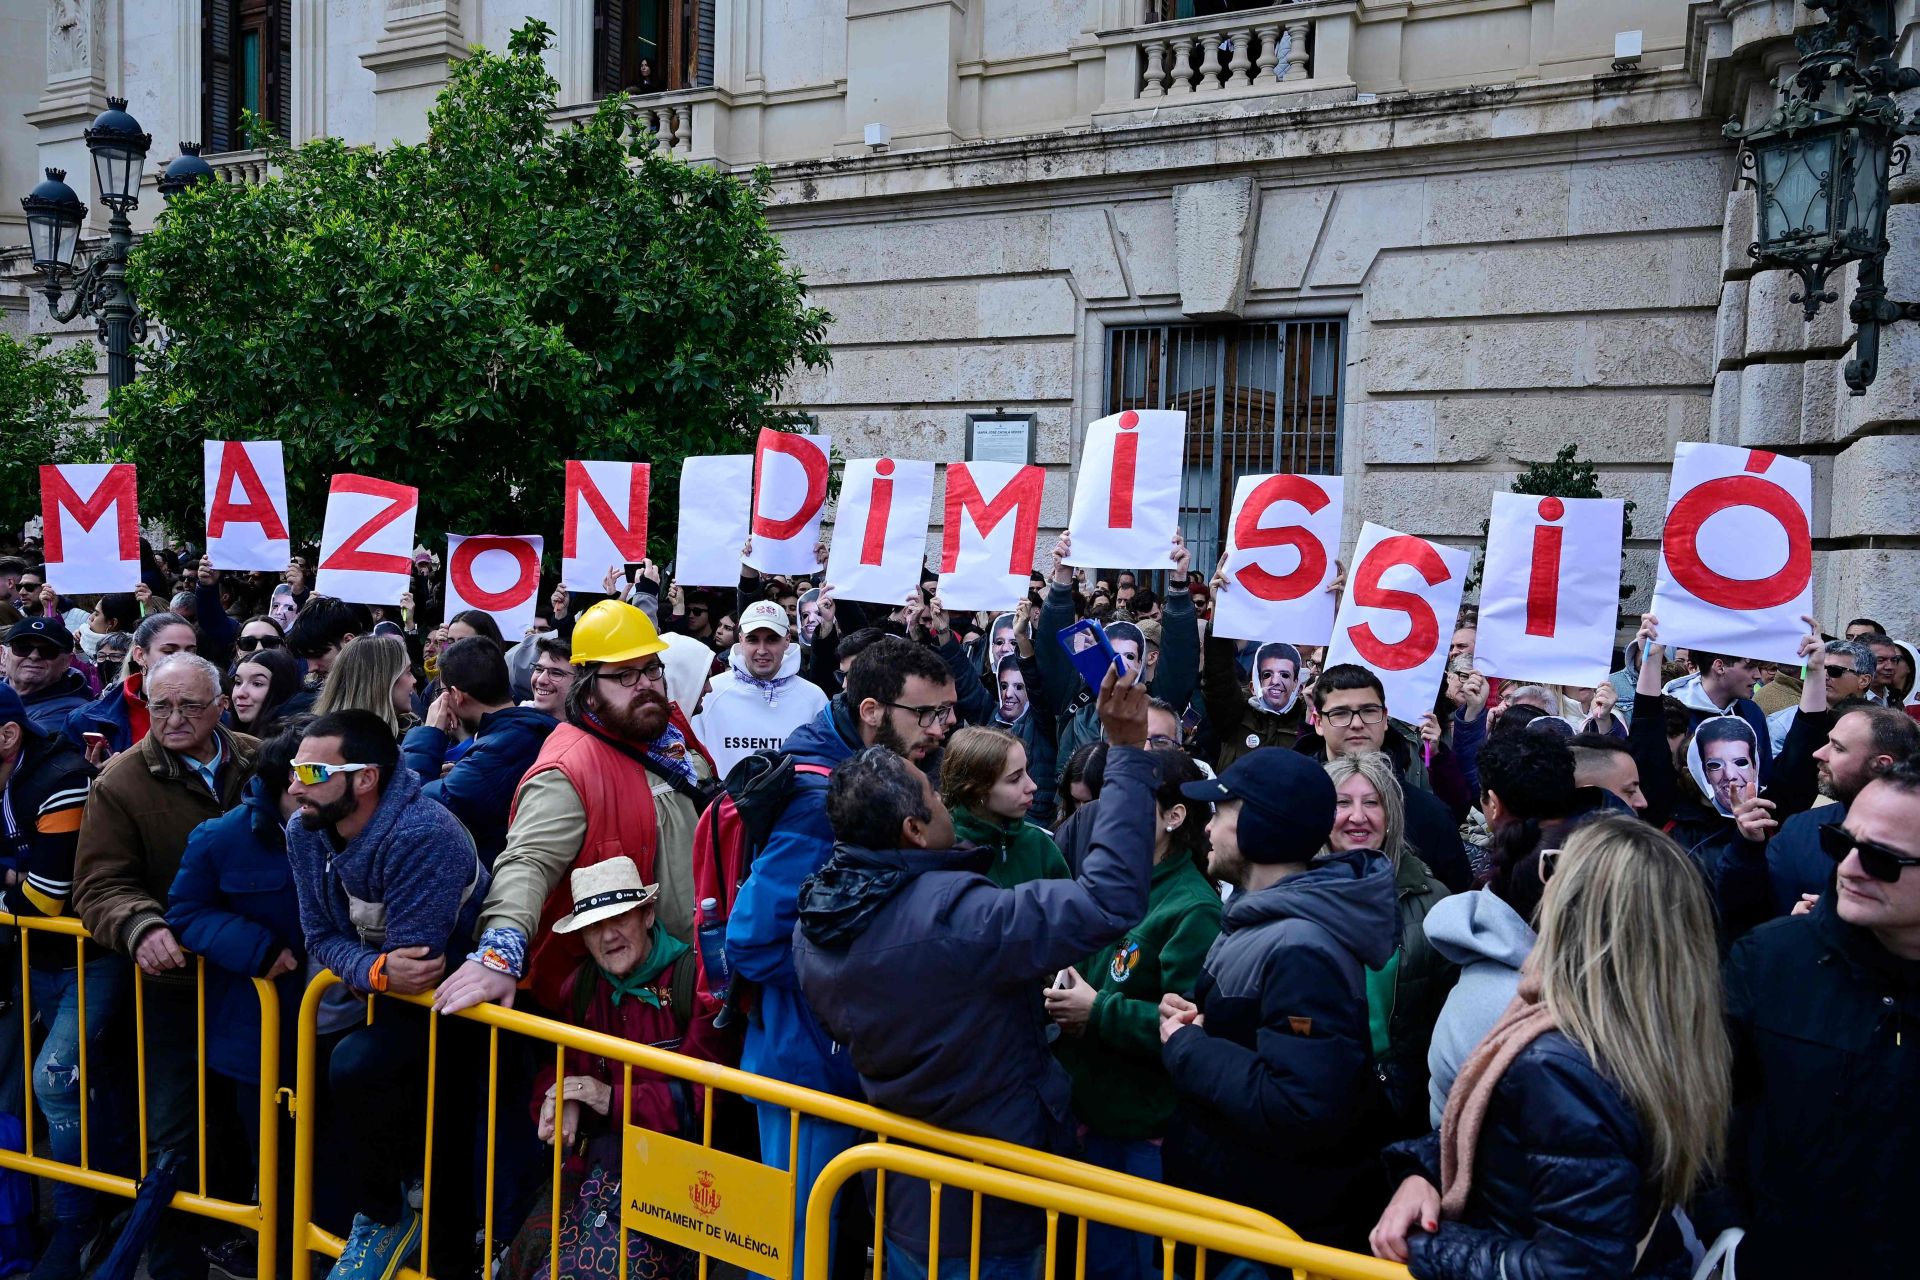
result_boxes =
[317,474,420,605]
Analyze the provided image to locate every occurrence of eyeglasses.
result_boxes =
[235,634,283,653]
[531,663,575,684]
[595,661,667,689]
[148,700,215,723]
[1321,704,1388,727]
[291,761,374,786]
[1147,733,1179,749]
[6,641,62,661]
[887,701,958,729]
[1824,664,1861,681]
[1819,822,1920,882]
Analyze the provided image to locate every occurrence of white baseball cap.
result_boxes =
[739,599,791,637]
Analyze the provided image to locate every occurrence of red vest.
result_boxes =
[511,723,662,1009]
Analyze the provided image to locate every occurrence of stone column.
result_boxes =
[360,0,469,146]
[27,0,108,220]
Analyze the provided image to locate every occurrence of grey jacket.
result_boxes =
[1422,888,1536,1128]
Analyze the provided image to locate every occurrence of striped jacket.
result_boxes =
[1,727,95,954]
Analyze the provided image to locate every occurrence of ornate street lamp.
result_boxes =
[1726,0,1919,393]
[15,97,166,396]
[156,142,217,200]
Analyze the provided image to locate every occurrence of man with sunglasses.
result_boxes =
[437,599,716,1017]
[1719,759,1920,1280]
[2,616,91,734]
[1761,638,1872,754]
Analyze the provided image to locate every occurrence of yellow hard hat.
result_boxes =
[569,599,668,666]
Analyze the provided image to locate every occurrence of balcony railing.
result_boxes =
[551,87,716,161]
[1098,1,1358,111]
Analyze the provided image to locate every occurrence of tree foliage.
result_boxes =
[0,333,97,540]
[1465,444,1637,596]
[115,20,830,553]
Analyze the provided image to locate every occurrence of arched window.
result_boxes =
[595,0,714,96]
[203,0,291,151]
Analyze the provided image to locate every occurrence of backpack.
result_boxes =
[687,750,833,1062]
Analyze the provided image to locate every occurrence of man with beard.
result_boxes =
[727,634,955,1278]
[436,599,715,1015]
[285,709,488,1279]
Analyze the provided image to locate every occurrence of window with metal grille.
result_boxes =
[1104,320,1344,576]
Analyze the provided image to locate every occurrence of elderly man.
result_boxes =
[3,616,92,735]
[72,652,257,1280]
[436,599,715,1015]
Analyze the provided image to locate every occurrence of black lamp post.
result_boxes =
[16,98,214,398]
[1726,0,1918,393]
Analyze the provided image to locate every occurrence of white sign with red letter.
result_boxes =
[937,461,1045,613]
[202,440,290,572]
[674,455,754,587]
[1210,473,1344,646]
[1474,494,1625,687]
[316,474,420,605]
[445,534,545,637]
[561,460,650,591]
[1651,443,1814,664]
[1325,522,1471,723]
[40,463,141,594]
[1064,409,1185,571]
[747,430,833,576]
[823,457,936,606]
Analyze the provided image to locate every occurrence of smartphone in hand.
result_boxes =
[1055,619,1128,692]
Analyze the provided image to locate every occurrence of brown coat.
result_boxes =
[73,726,259,958]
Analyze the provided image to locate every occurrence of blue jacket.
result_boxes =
[1385,1031,1689,1280]
[1163,848,1401,1252]
[64,679,138,755]
[793,747,1157,1255]
[165,778,305,1084]
[725,697,860,1096]
[400,706,556,868]
[285,765,488,995]
[13,670,93,737]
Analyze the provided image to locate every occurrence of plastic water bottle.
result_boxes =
[696,897,731,997]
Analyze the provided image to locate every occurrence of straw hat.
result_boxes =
[551,860,659,934]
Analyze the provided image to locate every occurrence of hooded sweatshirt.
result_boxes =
[1162,848,1401,1251]
[950,802,1069,889]
[1420,889,1536,1128]
[695,641,827,778]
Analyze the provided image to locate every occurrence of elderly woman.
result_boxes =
[507,860,714,1280]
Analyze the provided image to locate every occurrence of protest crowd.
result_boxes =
[0,433,1915,1280]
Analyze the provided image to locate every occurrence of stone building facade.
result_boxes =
[2,1,1915,628]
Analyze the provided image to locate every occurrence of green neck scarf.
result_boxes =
[596,924,689,1008]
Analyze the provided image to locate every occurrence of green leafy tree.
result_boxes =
[0,333,97,541]
[1464,444,1637,599]
[114,20,830,555]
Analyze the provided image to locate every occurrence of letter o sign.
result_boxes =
[450,536,541,612]
[1663,476,1812,610]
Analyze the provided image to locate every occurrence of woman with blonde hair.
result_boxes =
[1325,751,1454,1135]
[1370,815,1730,1277]
[312,633,418,738]
[940,724,1067,887]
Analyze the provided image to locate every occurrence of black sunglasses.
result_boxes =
[1824,664,1860,680]
[1819,822,1920,882]
[5,641,63,660]
[235,634,283,653]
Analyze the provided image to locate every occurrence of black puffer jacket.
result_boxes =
[1384,1031,1689,1280]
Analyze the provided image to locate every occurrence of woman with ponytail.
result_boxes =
[1369,816,1731,1278]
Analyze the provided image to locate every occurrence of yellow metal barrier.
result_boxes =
[804,1145,1411,1280]
[289,972,1302,1280]
[0,911,283,1279]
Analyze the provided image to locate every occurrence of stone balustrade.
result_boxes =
[209,149,273,186]
[1098,1,1358,112]
[552,89,710,161]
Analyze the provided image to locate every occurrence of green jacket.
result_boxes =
[1057,853,1224,1139]
[1367,852,1457,1134]
[951,803,1070,889]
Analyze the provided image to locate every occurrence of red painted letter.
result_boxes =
[563,461,650,561]
[1108,411,1141,529]
[752,433,831,540]
[1525,496,1565,638]
[861,459,896,567]
[1231,475,1332,602]
[206,442,289,541]
[1662,451,1811,610]
[941,464,1045,574]
[318,476,417,576]
[1346,535,1450,672]
[40,465,138,563]
[450,537,541,613]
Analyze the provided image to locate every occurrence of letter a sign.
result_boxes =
[1651,443,1814,664]
[40,463,140,593]
[203,441,291,571]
